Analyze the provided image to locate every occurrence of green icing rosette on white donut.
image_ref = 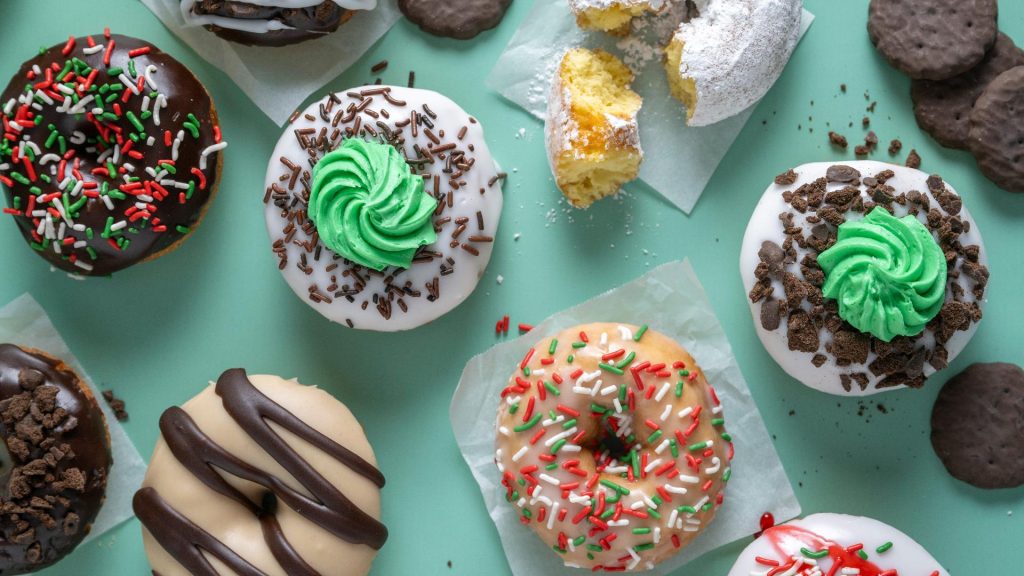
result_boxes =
[740,161,988,396]
[263,85,504,331]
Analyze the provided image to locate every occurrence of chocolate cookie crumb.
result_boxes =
[888,139,903,155]
[101,390,129,422]
[787,310,820,353]
[828,131,848,149]
[775,169,798,186]
[905,149,921,168]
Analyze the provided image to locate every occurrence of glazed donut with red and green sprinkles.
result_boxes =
[494,322,733,572]
[0,31,225,276]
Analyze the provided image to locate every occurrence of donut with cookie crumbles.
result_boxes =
[494,323,732,572]
[263,85,504,331]
[740,161,989,396]
[0,32,226,277]
[181,0,377,47]
[0,343,111,575]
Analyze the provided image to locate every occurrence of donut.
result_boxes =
[664,0,802,126]
[0,343,111,575]
[263,85,504,331]
[546,48,643,208]
[0,32,226,277]
[567,0,666,34]
[740,161,989,396]
[727,513,949,575]
[494,323,732,572]
[180,0,376,47]
[133,368,387,575]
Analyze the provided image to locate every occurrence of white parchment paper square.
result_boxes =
[450,260,800,575]
[0,294,147,552]
[487,0,813,214]
[140,0,402,125]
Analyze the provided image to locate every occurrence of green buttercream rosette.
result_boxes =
[818,208,947,342]
[308,138,438,271]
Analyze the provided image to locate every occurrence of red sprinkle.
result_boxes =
[128,46,151,57]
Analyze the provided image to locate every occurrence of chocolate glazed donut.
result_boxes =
[0,33,225,276]
[187,1,358,47]
[0,344,111,575]
[134,369,387,575]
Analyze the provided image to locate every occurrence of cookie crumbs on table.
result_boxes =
[101,389,128,422]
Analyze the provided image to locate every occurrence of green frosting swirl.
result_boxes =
[309,138,437,271]
[818,208,947,342]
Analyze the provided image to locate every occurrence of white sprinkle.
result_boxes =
[704,456,721,475]
[644,458,663,474]
[73,260,93,271]
[544,427,577,447]
[511,446,528,462]
[663,483,688,495]
[613,398,624,414]
[498,426,511,437]
[659,403,673,421]
[110,220,127,232]
[144,65,159,90]
[83,44,104,55]
[199,141,227,170]
[600,384,617,396]
[655,439,671,455]
[655,383,672,403]
[676,474,700,484]
[540,473,561,486]
[547,501,559,530]
[666,508,679,529]
[119,73,140,94]
[617,325,633,340]
[575,370,601,385]
[608,519,629,527]
[678,406,694,418]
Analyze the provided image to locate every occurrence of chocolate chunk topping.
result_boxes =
[774,169,798,186]
[826,165,860,183]
[787,310,820,353]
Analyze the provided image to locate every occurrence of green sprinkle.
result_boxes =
[545,462,558,471]
[876,542,893,554]
[632,527,651,535]
[689,441,710,452]
[548,339,558,355]
[646,508,661,519]
[631,449,640,478]
[101,217,113,239]
[587,545,603,553]
[562,418,577,429]
[647,429,663,444]
[600,507,615,520]
[572,341,587,349]
[159,163,177,175]
[573,536,585,546]
[107,67,123,76]
[618,384,627,403]
[523,366,531,377]
[670,438,679,458]
[634,543,655,552]
[722,467,732,482]
[11,172,30,185]
[185,181,196,200]
[633,324,649,341]
[522,509,532,520]
[86,247,98,260]
[678,506,697,514]
[183,120,200,139]
[508,403,519,415]
[543,381,560,396]
[514,414,541,432]
[590,403,607,414]
[553,545,566,554]
[651,495,663,506]
[675,381,684,397]
[679,370,690,377]
[857,550,869,560]
[720,432,732,442]
[600,479,630,495]
[615,351,636,369]
[801,548,829,560]
[550,439,567,454]
[598,363,624,375]
[566,354,574,364]
[702,502,713,512]
[128,59,137,77]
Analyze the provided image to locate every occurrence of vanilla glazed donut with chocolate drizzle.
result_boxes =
[133,368,387,576]
[0,344,112,575]
[495,323,733,572]
[264,85,504,331]
[0,31,226,277]
[181,0,377,47]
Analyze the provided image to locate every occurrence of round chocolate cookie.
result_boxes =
[398,0,513,40]
[912,33,1024,149]
[931,363,1024,489]
[182,0,370,47]
[868,0,998,80]
[0,344,112,574]
[968,66,1024,192]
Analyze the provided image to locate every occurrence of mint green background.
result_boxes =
[1,0,1022,574]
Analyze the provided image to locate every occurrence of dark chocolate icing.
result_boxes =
[0,34,223,276]
[190,1,355,47]
[0,344,111,575]
[134,368,386,574]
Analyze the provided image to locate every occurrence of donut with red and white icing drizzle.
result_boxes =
[263,85,504,331]
[728,513,949,576]
[494,323,732,572]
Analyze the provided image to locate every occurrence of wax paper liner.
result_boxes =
[450,260,800,575]
[141,0,402,126]
[486,0,813,214]
[0,294,147,562]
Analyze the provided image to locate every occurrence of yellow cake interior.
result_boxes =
[664,36,697,122]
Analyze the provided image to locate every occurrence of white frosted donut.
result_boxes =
[740,161,988,396]
[727,513,949,576]
[180,0,376,34]
[494,323,733,572]
[263,86,504,331]
[664,0,802,126]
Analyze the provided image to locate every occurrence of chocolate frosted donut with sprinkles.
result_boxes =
[264,85,504,331]
[134,368,387,576]
[495,323,732,572]
[0,32,226,277]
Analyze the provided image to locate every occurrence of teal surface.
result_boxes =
[1,0,1022,574]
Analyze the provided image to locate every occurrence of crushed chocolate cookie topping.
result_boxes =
[888,139,903,155]
[775,169,798,186]
[0,345,110,573]
[752,166,988,391]
[828,131,849,149]
[101,390,129,422]
[905,149,921,168]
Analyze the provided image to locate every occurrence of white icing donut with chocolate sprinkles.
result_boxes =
[263,86,504,331]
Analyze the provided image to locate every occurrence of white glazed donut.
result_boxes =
[263,86,504,331]
[180,0,376,35]
[740,161,988,396]
[728,513,949,576]
[664,0,803,126]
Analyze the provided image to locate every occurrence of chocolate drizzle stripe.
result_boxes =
[135,369,387,575]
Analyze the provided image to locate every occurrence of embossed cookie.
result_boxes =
[912,33,1024,149]
[868,0,998,80]
[968,66,1024,192]
[931,363,1024,489]
[399,0,513,39]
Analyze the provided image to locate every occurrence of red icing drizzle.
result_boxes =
[758,525,889,576]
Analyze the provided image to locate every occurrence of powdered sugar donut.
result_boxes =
[740,162,988,396]
[728,513,948,576]
[264,86,504,331]
[495,323,733,572]
[664,0,802,126]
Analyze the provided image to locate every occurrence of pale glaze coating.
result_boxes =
[495,323,732,572]
[137,372,384,576]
